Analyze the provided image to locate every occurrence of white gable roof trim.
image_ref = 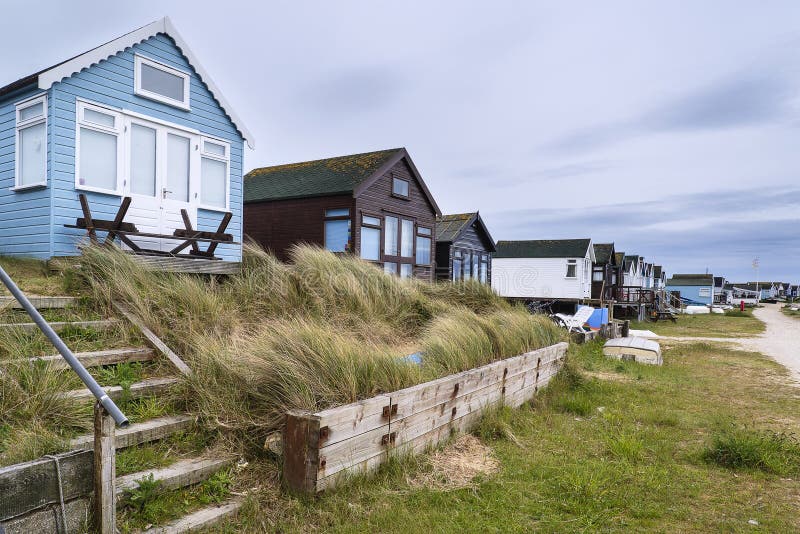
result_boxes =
[37,17,255,149]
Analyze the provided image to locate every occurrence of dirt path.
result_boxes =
[657,304,800,383]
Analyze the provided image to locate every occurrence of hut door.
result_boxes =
[160,130,197,251]
[124,118,197,252]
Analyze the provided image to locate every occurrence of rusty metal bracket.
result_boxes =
[382,404,398,418]
[381,432,397,446]
[319,426,330,443]
[453,383,460,396]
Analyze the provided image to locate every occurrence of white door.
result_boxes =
[161,130,197,251]
[127,121,161,251]
[123,119,197,252]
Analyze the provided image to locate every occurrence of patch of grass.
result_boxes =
[781,305,800,319]
[632,310,764,337]
[702,425,800,475]
[115,430,211,476]
[118,470,234,533]
[0,256,69,296]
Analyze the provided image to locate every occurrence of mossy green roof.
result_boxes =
[592,243,615,264]
[244,148,402,202]
[666,274,713,286]
[495,239,591,259]
[435,213,476,242]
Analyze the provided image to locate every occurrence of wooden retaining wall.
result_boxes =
[283,342,568,494]
[0,449,94,533]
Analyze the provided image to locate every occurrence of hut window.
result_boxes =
[14,95,47,190]
[416,226,431,265]
[200,138,230,209]
[384,262,397,275]
[135,55,190,110]
[76,102,122,193]
[324,208,350,252]
[384,216,399,256]
[566,260,577,278]
[360,214,381,261]
[472,253,479,279]
[400,264,412,279]
[401,219,414,257]
[479,257,488,283]
[392,176,409,197]
[453,258,462,281]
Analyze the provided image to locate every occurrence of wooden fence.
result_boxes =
[283,342,568,494]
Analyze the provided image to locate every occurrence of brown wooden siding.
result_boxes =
[243,194,354,262]
[355,158,438,281]
[435,222,492,284]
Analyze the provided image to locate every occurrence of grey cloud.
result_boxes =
[546,69,795,153]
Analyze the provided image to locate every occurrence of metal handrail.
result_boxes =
[0,265,129,427]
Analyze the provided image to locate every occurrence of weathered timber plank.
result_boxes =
[315,394,391,448]
[283,411,321,494]
[9,347,155,370]
[93,405,116,533]
[316,450,388,492]
[60,377,179,402]
[0,319,118,333]
[316,424,390,481]
[141,498,243,533]
[70,414,195,451]
[392,382,505,449]
[0,450,93,522]
[0,296,77,310]
[116,457,233,497]
[1,497,90,534]
[129,256,241,275]
[391,343,567,423]
[390,362,504,422]
[113,302,192,376]
[504,369,561,409]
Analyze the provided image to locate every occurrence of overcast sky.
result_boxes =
[2,1,798,281]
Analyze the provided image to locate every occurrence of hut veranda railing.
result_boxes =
[0,265,126,534]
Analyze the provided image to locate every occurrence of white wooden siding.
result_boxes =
[491,256,592,299]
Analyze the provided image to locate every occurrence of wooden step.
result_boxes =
[70,414,195,450]
[116,457,234,497]
[7,347,155,370]
[59,377,179,402]
[0,296,77,310]
[142,498,243,533]
[0,319,118,333]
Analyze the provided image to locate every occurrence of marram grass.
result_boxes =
[78,243,564,450]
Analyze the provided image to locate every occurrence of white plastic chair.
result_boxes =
[553,306,595,333]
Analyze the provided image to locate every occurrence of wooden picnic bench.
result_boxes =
[64,194,238,260]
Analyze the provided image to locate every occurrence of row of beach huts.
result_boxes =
[0,18,794,319]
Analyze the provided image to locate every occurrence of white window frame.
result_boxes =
[565,259,577,279]
[12,94,48,191]
[75,101,124,195]
[134,54,191,111]
[198,137,231,211]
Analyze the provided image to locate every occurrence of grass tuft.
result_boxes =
[702,425,800,475]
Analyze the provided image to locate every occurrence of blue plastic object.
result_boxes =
[580,306,608,329]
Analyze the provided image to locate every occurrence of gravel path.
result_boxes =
[656,304,800,383]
